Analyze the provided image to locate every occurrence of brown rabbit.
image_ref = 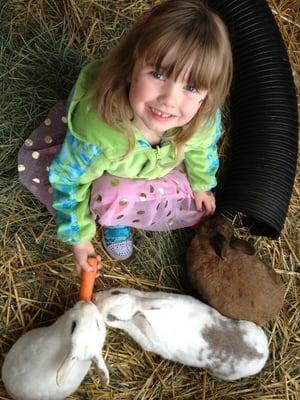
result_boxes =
[186,215,285,325]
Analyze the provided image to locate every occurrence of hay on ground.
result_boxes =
[0,0,299,399]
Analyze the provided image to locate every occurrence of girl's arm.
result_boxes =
[184,110,222,212]
[49,131,107,266]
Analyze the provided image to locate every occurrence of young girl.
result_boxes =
[18,0,232,275]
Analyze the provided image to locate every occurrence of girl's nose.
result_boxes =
[158,82,178,107]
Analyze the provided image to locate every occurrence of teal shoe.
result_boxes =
[102,225,133,260]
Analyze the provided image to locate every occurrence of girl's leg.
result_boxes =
[90,171,204,259]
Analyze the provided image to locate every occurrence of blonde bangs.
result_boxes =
[133,18,229,96]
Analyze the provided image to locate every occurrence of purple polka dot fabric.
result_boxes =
[18,101,67,214]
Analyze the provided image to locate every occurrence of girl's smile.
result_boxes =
[147,106,177,120]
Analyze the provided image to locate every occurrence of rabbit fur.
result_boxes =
[1,301,109,400]
[186,215,285,325]
[94,288,269,381]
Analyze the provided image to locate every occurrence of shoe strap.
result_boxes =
[104,225,132,244]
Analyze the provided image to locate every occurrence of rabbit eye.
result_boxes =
[71,321,77,334]
[111,290,122,295]
[107,313,119,321]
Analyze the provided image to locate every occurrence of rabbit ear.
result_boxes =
[56,318,85,387]
[210,233,228,259]
[105,293,136,320]
[131,311,160,343]
[230,237,256,255]
[92,355,109,386]
[56,345,78,387]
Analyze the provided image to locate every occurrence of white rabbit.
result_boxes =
[94,288,269,381]
[2,301,109,400]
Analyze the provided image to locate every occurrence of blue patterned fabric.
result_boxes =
[184,110,221,192]
[49,131,102,243]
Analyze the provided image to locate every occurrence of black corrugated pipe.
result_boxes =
[206,0,298,238]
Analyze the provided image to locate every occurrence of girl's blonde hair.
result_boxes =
[92,0,233,157]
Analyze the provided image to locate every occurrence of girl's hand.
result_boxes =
[72,242,101,276]
[193,191,216,216]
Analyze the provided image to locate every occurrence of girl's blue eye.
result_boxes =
[185,84,198,93]
[152,71,165,80]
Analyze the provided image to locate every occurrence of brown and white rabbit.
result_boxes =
[186,215,285,325]
[94,288,269,381]
[2,301,109,400]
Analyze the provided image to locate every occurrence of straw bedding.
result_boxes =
[0,0,299,399]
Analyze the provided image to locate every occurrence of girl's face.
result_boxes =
[129,57,207,137]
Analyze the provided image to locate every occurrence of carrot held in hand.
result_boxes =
[79,257,100,301]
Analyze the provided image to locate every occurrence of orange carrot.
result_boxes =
[79,257,100,301]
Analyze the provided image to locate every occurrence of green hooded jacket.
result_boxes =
[49,60,222,243]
